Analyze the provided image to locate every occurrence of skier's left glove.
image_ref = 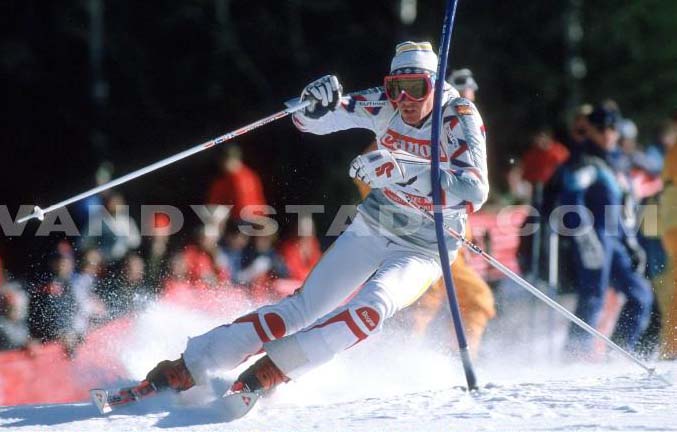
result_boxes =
[349,149,431,190]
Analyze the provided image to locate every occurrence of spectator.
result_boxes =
[72,162,114,227]
[143,212,174,291]
[569,104,594,148]
[104,253,150,318]
[558,106,653,356]
[520,129,570,186]
[221,219,250,281]
[183,226,230,288]
[206,145,267,220]
[238,229,289,288]
[508,129,570,202]
[448,68,478,101]
[602,99,622,122]
[29,241,78,345]
[278,215,322,282]
[618,118,670,354]
[80,193,141,263]
[162,252,191,296]
[618,118,639,154]
[70,249,107,338]
[0,281,31,350]
[660,127,677,359]
[633,121,677,176]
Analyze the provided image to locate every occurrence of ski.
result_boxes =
[90,380,157,414]
[90,380,261,420]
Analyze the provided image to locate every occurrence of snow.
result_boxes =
[1,360,675,432]
[1,290,676,431]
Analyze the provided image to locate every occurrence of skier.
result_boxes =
[352,65,494,357]
[144,41,489,396]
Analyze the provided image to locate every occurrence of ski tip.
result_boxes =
[90,388,112,414]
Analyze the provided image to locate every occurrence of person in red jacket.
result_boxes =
[206,145,267,220]
[183,227,230,289]
[520,129,570,185]
[507,129,570,202]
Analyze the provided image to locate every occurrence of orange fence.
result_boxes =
[466,205,527,282]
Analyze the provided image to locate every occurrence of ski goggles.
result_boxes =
[383,73,433,102]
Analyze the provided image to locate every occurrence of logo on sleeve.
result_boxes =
[455,105,473,116]
[375,162,395,178]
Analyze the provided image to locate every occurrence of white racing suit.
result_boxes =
[183,85,489,382]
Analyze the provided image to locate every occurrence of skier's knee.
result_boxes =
[261,288,321,332]
[235,311,288,342]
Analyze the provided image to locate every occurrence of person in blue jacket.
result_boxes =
[557,106,653,356]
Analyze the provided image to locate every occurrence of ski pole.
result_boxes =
[17,96,389,225]
[390,189,667,383]
[429,0,478,390]
[17,100,311,224]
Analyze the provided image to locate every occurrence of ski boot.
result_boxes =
[230,355,289,394]
[145,356,195,392]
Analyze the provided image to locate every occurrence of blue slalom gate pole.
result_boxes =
[430,0,478,390]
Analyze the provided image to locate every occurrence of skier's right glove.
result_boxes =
[350,150,404,188]
[300,75,342,119]
[349,149,430,190]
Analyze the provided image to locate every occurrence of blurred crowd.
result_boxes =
[0,146,322,355]
[510,95,677,359]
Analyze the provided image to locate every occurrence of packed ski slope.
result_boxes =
[1,289,675,432]
[1,362,675,432]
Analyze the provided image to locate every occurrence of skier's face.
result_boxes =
[397,91,435,127]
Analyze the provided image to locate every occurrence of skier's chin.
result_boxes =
[401,109,423,126]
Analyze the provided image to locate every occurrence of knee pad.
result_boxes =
[353,306,381,335]
[314,305,381,340]
[235,311,287,343]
